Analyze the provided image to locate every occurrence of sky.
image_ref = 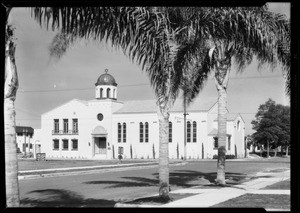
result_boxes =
[8,3,290,135]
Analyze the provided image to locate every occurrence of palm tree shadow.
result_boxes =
[20,189,116,207]
[83,170,248,189]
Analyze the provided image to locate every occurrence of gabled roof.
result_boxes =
[42,99,88,116]
[16,126,34,134]
[213,113,244,122]
[114,97,217,114]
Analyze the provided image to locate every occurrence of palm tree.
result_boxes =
[169,6,290,185]
[31,6,191,201]
[5,7,21,207]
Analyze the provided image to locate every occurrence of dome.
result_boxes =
[95,69,117,86]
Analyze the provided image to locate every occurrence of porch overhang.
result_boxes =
[208,128,231,137]
[91,126,107,136]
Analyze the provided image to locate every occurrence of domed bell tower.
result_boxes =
[95,69,118,100]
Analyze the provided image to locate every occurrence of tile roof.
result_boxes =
[114,97,217,114]
[16,126,34,134]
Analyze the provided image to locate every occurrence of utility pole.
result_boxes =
[183,97,188,161]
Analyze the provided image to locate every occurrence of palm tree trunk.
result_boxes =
[267,140,270,158]
[215,85,227,185]
[157,105,170,200]
[5,28,20,207]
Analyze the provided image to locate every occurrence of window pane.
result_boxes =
[63,119,68,133]
[228,136,231,150]
[53,140,59,149]
[140,122,143,142]
[214,137,218,148]
[193,121,197,143]
[145,122,149,143]
[72,140,78,150]
[118,123,121,143]
[63,140,68,150]
[73,119,78,133]
[54,119,59,133]
[187,121,191,143]
[123,123,126,143]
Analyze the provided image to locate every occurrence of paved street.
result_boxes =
[19,159,290,207]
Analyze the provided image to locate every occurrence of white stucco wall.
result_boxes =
[39,98,245,160]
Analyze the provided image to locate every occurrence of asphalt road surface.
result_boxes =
[19,159,290,207]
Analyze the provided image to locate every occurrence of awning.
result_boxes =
[91,126,107,136]
[208,128,231,137]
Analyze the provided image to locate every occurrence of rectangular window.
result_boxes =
[140,122,144,143]
[187,121,191,143]
[72,139,78,150]
[63,119,68,134]
[145,122,149,143]
[118,123,122,143]
[169,122,172,143]
[62,139,68,150]
[228,136,231,151]
[123,123,126,143]
[72,119,78,134]
[54,119,59,133]
[53,139,59,150]
[118,146,124,154]
[214,137,218,149]
[193,121,197,143]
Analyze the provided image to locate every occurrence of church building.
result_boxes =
[39,69,245,160]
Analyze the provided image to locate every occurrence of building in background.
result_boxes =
[39,69,245,160]
[16,126,34,154]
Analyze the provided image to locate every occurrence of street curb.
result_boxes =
[18,162,187,180]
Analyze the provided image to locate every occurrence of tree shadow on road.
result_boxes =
[83,170,248,189]
[20,189,116,207]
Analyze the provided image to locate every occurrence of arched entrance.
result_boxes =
[91,126,108,159]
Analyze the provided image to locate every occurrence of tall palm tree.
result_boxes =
[32,6,191,200]
[168,6,290,185]
[5,7,21,207]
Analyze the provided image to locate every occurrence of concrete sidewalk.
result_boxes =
[116,169,290,209]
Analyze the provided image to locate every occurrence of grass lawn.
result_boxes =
[262,179,290,190]
[118,193,196,206]
[212,194,290,209]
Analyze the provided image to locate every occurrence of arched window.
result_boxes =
[193,121,197,143]
[139,122,144,143]
[117,123,121,143]
[169,122,172,143]
[100,88,103,98]
[237,120,240,131]
[187,121,191,143]
[107,88,111,98]
[145,122,149,143]
[123,123,126,143]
